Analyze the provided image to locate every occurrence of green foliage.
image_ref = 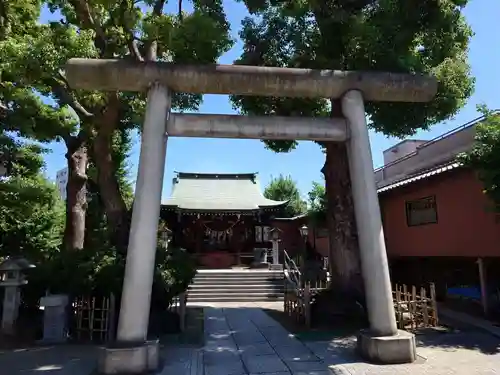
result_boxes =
[111,128,134,207]
[154,221,196,305]
[264,174,307,217]
[0,133,46,178]
[153,244,196,307]
[307,180,326,225]
[0,175,64,261]
[1,0,233,141]
[28,241,196,308]
[232,0,475,151]
[0,133,64,264]
[1,0,233,252]
[458,106,500,214]
[1,1,223,303]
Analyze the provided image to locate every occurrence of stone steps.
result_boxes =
[187,270,284,302]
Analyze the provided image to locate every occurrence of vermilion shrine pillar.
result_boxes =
[65,58,437,373]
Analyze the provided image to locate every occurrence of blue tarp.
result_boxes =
[447,286,481,300]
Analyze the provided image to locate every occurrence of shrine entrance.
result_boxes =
[161,172,286,268]
[65,58,437,372]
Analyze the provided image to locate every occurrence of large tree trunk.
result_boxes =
[92,95,130,252]
[322,100,364,300]
[322,142,363,294]
[63,136,88,251]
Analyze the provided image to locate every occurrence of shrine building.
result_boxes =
[160,172,288,268]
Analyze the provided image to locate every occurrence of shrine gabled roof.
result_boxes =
[161,172,288,212]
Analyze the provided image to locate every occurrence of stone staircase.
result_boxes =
[187,269,284,303]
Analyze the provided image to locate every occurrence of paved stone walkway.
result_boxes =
[305,329,500,375]
[0,345,97,374]
[184,303,500,375]
[198,306,330,375]
[2,303,500,374]
[160,345,202,375]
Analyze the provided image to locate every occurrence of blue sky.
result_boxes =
[41,1,500,200]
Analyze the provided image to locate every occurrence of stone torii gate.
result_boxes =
[65,59,437,374]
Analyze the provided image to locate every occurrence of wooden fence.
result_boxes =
[393,283,439,330]
[283,278,330,328]
[72,291,188,343]
[74,294,116,343]
[284,280,439,331]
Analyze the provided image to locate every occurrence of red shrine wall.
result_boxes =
[380,168,500,258]
[272,168,500,262]
[270,217,330,258]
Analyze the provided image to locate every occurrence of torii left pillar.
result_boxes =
[98,82,171,375]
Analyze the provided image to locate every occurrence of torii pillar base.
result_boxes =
[357,329,417,364]
[97,339,160,374]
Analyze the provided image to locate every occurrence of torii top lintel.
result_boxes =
[65,58,437,103]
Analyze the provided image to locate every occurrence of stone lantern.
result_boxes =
[269,227,283,271]
[0,256,35,335]
[160,227,172,250]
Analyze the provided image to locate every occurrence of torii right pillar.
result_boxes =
[342,90,416,364]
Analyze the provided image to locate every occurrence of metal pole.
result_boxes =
[477,258,489,316]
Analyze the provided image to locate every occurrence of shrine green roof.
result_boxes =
[161,172,287,212]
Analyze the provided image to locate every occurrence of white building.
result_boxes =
[56,167,68,201]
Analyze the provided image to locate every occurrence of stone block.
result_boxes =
[97,339,159,374]
[276,345,318,362]
[233,331,266,345]
[238,343,275,357]
[243,355,288,374]
[269,264,284,271]
[356,329,416,364]
[285,360,326,372]
[204,359,245,375]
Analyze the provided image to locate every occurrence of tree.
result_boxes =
[264,174,307,217]
[459,106,500,215]
[232,0,474,298]
[0,134,64,263]
[1,0,233,252]
[1,0,85,250]
[308,180,326,225]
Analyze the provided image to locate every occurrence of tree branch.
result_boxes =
[144,0,166,61]
[178,0,183,21]
[69,0,107,55]
[129,38,143,61]
[52,70,94,118]
[117,0,144,61]
[0,0,10,40]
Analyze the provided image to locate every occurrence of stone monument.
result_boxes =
[39,294,69,343]
[269,227,283,271]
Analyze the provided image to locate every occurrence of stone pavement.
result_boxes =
[181,302,500,375]
[305,328,500,375]
[2,302,500,374]
[194,305,330,375]
[0,344,98,374]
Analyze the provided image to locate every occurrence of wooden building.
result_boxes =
[379,161,500,306]
[374,114,500,313]
[161,172,287,268]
